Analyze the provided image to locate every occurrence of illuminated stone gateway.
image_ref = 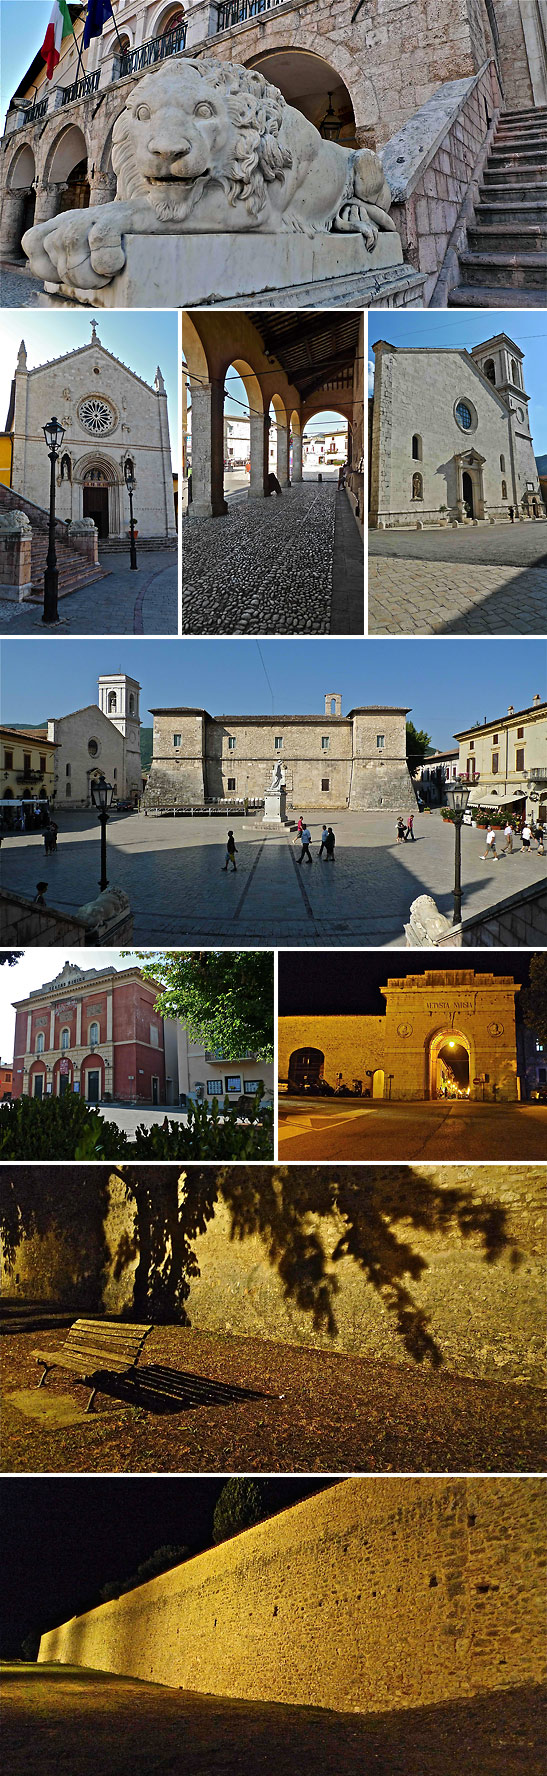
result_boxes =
[279,969,522,1101]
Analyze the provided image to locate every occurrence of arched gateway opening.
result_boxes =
[428,1030,471,1099]
[249,50,356,146]
[288,1047,324,1092]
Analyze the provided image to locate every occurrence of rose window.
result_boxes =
[77,397,116,435]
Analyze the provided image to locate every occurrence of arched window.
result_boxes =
[412,472,423,501]
[502,480,508,500]
[108,692,117,713]
[500,454,505,473]
[61,1028,70,1051]
[60,453,72,481]
[89,1021,99,1047]
[483,359,495,384]
[511,358,518,386]
[36,1032,44,1054]
[411,434,422,461]
[129,694,135,714]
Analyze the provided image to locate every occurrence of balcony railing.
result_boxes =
[216,0,288,27]
[23,96,49,125]
[117,22,187,79]
[61,70,100,105]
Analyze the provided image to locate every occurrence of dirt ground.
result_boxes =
[3,1667,546,1776]
[2,1323,545,1474]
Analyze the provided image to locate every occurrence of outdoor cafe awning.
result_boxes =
[468,789,526,807]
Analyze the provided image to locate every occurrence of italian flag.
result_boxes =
[40,0,73,80]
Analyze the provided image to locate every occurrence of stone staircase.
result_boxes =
[0,482,106,599]
[448,106,547,307]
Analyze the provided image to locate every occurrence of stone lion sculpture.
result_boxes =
[23,55,396,292]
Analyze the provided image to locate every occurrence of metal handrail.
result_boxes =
[118,22,187,77]
[61,70,100,105]
[216,0,287,28]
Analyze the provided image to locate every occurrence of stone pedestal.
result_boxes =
[0,510,33,600]
[44,229,405,310]
[263,788,287,826]
[66,518,99,564]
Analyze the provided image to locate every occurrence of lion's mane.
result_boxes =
[111,57,293,220]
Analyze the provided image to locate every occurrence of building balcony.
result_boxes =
[60,70,100,105]
[115,22,187,80]
[528,766,547,780]
[15,770,51,783]
[216,0,291,28]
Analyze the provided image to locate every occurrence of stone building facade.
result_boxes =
[455,694,547,824]
[145,693,415,811]
[1,2,544,261]
[6,325,176,542]
[46,673,142,810]
[369,333,546,529]
[12,958,166,1105]
[1,724,59,815]
[279,969,522,1101]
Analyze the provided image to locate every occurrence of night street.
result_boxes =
[278,1099,547,1161]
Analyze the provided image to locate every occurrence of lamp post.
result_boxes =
[42,415,65,624]
[445,778,471,925]
[90,774,114,891]
[124,459,138,570]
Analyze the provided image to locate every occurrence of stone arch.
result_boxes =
[412,433,422,461]
[150,2,186,33]
[427,1028,473,1101]
[7,142,36,191]
[245,28,378,142]
[288,1047,324,1092]
[224,357,264,499]
[302,406,349,474]
[53,1055,74,1097]
[28,1059,47,1099]
[74,452,122,538]
[80,1052,105,1102]
[2,141,37,257]
[45,123,89,187]
[483,359,496,384]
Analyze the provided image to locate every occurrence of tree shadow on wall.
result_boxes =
[108,1164,523,1368]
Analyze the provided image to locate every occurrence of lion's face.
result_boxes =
[117,67,240,217]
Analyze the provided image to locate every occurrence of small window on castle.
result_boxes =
[321,777,330,792]
[228,736,236,751]
[501,480,507,500]
[108,692,117,713]
[376,734,385,750]
[66,762,71,777]
[484,359,495,384]
[511,358,519,386]
[411,434,422,461]
[129,695,135,714]
[227,777,236,791]
[173,733,181,747]
[321,736,330,751]
[274,736,283,750]
[66,783,71,797]
[500,455,505,473]
[411,472,423,500]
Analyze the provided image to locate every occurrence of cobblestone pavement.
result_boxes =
[0,261,44,307]
[369,521,547,570]
[0,551,178,635]
[5,1667,545,1776]
[368,556,547,634]
[278,1099,547,1161]
[3,808,545,946]
[182,483,363,634]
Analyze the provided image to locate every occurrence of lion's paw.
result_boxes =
[333,201,378,249]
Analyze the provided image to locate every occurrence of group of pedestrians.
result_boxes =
[396,814,415,843]
[480,818,545,863]
[296,818,335,865]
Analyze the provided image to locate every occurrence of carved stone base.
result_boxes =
[41,229,405,310]
[263,789,288,826]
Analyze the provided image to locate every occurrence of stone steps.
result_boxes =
[447,103,547,307]
[28,537,106,599]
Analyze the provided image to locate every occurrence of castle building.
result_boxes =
[145,694,415,812]
[5,324,176,542]
[279,970,522,1103]
[11,959,166,1106]
[369,334,546,529]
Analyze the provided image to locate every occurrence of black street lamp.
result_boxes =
[42,415,66,624]
[90,774,114,891]
[124,458,138,570]
[445,777,471,924]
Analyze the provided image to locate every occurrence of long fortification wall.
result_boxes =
[38,1478,546,1713]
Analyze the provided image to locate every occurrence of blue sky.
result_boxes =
[1,2,74,128]
[0,312,178,464]
[368,311,547,455]
[2,637,545,749]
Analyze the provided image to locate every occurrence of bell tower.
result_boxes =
[98,672,142,799]
[324,692,342,716]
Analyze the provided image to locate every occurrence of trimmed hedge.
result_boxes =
[0,1091,273,1160]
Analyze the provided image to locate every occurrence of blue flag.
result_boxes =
[83,0,114,49]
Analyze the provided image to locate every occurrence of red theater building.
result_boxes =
[12,960,166,1106]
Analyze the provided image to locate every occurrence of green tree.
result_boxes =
[0,952,23,967]
[213,1478,286,1545]
[99,1544,189,1602]
[131,951,274,1060]
[521,954,547,1047]
[406,720,432,776]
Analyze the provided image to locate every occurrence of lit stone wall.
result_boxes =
[38,1477,547,1712]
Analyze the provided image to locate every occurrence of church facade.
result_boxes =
[279,970,522,1103]
[369,333,546,529]
[47,673,142,810]
[6,323,176,542]
[144,694,416,812]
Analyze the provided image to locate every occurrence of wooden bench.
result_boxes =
[32,1318,152,1412]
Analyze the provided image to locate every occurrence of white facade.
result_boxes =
[163,1019,274,1108]
[370,333,545,528]
[9,325,176,541]
[98,673,142,799]
[47,673,142,809]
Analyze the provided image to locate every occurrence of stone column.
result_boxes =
[89,171,117,209]
[0,189,27,258]
[66,518,99,563]
[0,512,33,600]
[277,421,290,487]
[249,406,266,498]
[34,184,65,226]
[187,383,214,518]
[292,431,303,482]
[210,378,228,516]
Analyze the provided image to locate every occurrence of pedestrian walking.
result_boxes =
[406,813,415,841]
[509,505,515,523]
[222,830,238,872]
[521,822,532,854]
[502,820,514,855]
[293,815,304,847]
[535,821,545,856]
[396,817,407,844]
[324,827,336,860]
[480,825,499,862]
[298,824,313,865]
[318,824,329,858]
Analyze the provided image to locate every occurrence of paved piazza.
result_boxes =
[0,551,178,636]
[3,808,545,947]
[368,522,547,634]
[182,483,363,636]
[278,1099,547,1162]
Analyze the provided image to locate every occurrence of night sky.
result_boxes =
[278,950,535,1017]
[0,1477,334,1657]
